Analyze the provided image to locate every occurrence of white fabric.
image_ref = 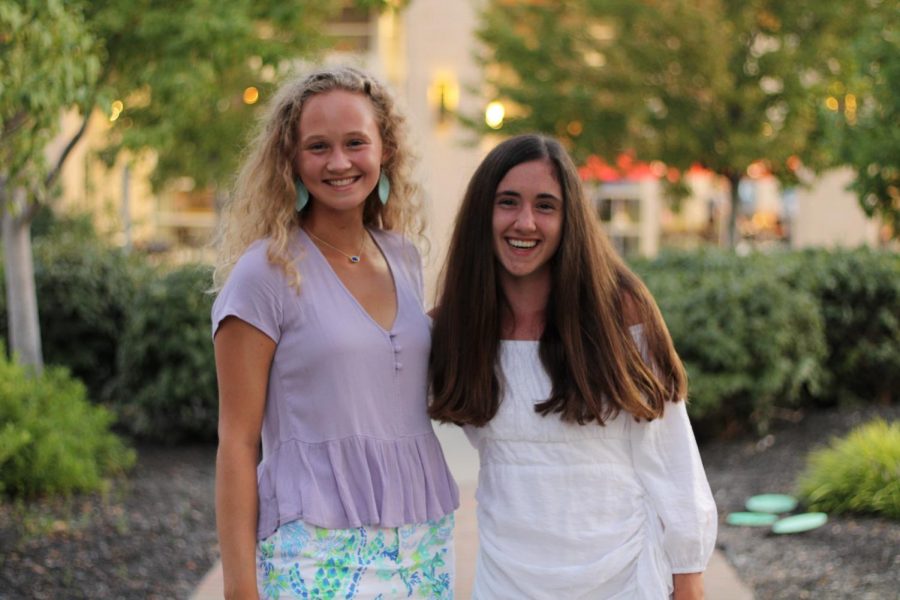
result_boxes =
[464,332,717,599]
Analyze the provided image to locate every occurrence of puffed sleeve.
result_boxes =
[628,326,717,573]
[211,240,285,343]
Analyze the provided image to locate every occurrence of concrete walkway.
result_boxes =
[193,426,753,599]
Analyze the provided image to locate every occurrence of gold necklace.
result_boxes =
[306,229,366,263]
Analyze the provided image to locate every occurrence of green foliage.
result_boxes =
[109,265,217,443]
[474,0,865,175]
[0,0,99,188]
[781,248,900,404]
[797,419,900,520]
[0,344,135,497]
[819,4,899,236]
[635,250,828,435]
[80,0,372,190]
[634,247,900,434]
[30,219,147,402]
[2,217,217,442]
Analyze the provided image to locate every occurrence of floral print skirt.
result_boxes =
[256,513,454,599]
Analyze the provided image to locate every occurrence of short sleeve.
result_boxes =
[628,325,718,573]
[404,241,425,308]
[380,231,424,308]
[211,241,285,343]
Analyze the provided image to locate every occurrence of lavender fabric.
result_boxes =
[212,228,459,539]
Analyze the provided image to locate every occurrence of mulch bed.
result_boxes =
[1,405,898,599]
[0,445,217,599]
[701,403,900,600]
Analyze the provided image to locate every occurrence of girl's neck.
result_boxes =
[302,207,367,244]
[499,272,551,341]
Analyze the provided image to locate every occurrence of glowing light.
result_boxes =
[485,101,505,129]
[844,93,858,125]
[584,51,606,68]
[649,161,667,178]
[825,96,839,111]
[746,161,766,178]
[243,86,260,105]
[566,121,583,136]
[427,73,460,124]
[109,100,124,122]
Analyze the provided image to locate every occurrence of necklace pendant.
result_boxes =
[350,256,361,263]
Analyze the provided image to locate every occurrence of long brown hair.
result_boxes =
[429,134,686,426]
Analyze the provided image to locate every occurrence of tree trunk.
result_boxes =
[726,173,741,249]
[1,185,43,372]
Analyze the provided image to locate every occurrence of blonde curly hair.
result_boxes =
[212,66,423,292]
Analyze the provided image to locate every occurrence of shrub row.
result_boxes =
[633,247,900,436]
[0,344,135,496]
[2,214,896,442]
[0,214,217,443]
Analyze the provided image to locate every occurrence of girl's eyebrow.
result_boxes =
[496,189,561,202]
[301,131,372,144]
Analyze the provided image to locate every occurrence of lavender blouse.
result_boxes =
[212,228,458,539]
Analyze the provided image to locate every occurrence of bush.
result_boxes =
[635,249,828,435]
[0,346,135,497]
[797,419,900,520]
[782,249,900,405]
[31,232,147,403]
[109,265,218,443]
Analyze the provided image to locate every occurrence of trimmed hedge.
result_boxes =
[781,249,900,405]
[31,230,146,403]
[797,419,900,520]
[107,265,217,443]
[635,251,827,435]
[1,214,217,443]
[634,247,900,435]
[3,213,896,442]
[0,344,135,496]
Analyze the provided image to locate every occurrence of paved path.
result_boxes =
[193,425,753,599]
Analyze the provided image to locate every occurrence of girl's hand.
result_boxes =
[673,572,704,600]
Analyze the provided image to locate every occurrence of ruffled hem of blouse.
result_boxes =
[256,433,459,539]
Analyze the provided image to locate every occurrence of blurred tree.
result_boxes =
[473,0,872,245]
[820,1,898,237]
[1,0,99,371]
[1,0,394,369]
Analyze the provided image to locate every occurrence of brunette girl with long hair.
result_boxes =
[429,134,716,599]
[212,66,457,599]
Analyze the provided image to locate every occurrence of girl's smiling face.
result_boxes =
[296,89,384,215]
[492,159,564,285]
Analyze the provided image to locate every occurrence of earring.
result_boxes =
[378,170,390,206]
[295,177,309,212]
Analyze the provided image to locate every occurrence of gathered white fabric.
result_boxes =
[465,330,717,599]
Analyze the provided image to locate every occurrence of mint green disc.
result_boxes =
[745,493,798,514]
[771,512,828,534]
[726,512,779,527]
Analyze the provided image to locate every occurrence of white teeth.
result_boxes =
[509,239,537,249]
[328,177,356,186]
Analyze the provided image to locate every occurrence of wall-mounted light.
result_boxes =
[109,100,124,122]
[427,72,460,125]
[485,101,505,129]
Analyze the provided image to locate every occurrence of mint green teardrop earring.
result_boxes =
[295,177,309,212]
[378,171,390,205]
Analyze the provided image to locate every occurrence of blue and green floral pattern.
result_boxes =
[257,514,454,599]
